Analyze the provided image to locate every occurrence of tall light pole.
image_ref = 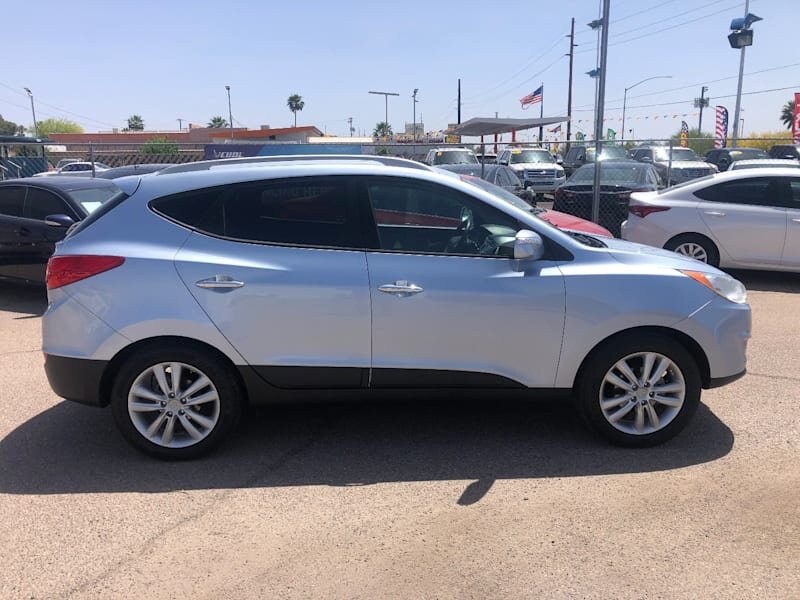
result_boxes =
[589,0,611,225]
[368,90,399,129]
[225,85,233,139]
[621,75,671,142]
[412,88,419,142]
[23,87,38,137]
[176,118,185,130]
[728,3,762,147]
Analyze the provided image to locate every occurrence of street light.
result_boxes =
[412,88,419,142]
[23,87,38,137]
[728,3,762,146]
[225,85,233,139]
[621,75,671,141]
[368,90,399,130]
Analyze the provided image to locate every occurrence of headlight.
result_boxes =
[680,270,747,304]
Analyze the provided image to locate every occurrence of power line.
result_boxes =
[0,80,118,128]
[576,1,746,54]
[462,55,566,106]
[575,0,683,37]
[573,62,800,109]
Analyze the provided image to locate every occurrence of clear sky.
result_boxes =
[1,0,797,140]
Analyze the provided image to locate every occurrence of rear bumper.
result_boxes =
[44,354,108,407]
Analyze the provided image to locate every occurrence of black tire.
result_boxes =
[110,344,242,460]
[664,234,720,267]
[575,333,702,447]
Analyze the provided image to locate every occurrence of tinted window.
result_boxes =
[153,177,361,249]
[790,179,800,207]
[25,188,70,220]
[366,178,520,256]
[694,177,785,207]
[0,186,25,217]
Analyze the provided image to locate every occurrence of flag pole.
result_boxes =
[539,82,544,143]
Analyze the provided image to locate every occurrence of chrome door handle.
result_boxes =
[792,218,800,223]
[704,211,726,217]
[378,280,424,295]
[195,275,245,289]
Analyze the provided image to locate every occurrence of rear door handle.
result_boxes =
[704,211,726,217]
[792,218,800,224]
[378,281,424,295]
[195,275,245,290]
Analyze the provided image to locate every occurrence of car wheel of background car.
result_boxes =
[110,344,242,460]
[575,332,701,447]
[664,234,720,267]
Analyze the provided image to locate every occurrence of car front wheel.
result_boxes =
[111,345,242,459]
[576,333,701,447]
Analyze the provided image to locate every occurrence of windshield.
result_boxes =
[653,147,698,161]
[510,149,555,164]
[432,150,479,165]
[586,146,627,161]
[730,148,769,160]
[67,185,121,212]
[570,163,647,186]
[460,175,534,212]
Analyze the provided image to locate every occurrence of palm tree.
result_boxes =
[127,114,144,131]
[780,99,796,130]
[207,116,229,128]
[373,121,393,138]
[287,94,305,128]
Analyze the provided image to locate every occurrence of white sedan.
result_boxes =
[621,168,800,272]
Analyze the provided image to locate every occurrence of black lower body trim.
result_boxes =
[707,368,746,389]
[370,368,526,389]
[44,354,108,407]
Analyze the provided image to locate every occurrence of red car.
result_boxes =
[460,174,613,237]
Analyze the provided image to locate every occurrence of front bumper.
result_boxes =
[44,354,109,407]
[523,177,566,194]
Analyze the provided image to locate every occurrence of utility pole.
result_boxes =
[412,88,419,142]
[23,88,38,137]
[176,118,184,130]
[538,82,544,143]
[696,86,709,134]
[731,0,750,147]
[565,18,576,149]
[591,0,610,225]
[368,90,399,128]
[457,78,462,124]
[347,117,354,136]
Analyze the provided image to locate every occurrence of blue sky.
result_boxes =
[1,0,797,140]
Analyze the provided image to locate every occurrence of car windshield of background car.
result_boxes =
[586,146,627,160]
[654,148,697,161]
[433,151,478,164]
[68,186,121,212]
[571,164,646,186]
[730,149,769,160]
[510,150,555,164]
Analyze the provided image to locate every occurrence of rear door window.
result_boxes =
[151,176,363,249]
[694,177,787,207]
[0,186,25,217]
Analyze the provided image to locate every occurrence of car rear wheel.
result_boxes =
[575,333,701,447]
[665,234,720,267]
[111,345,242,459]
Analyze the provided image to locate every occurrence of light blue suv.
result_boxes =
[42,157,751,458]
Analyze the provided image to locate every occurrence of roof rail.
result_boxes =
[156,154,433,176]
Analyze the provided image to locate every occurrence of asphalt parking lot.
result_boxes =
[1,271,799,599]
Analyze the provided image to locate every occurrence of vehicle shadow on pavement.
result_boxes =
[0,282,47,317]
[728,269,800,293]
[0,398,733,504]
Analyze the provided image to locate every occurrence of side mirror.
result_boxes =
[45,214,75,228]
[555,157,564,165]
[640,155,653,163]
[514,229,545,260]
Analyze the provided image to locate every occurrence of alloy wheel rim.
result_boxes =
[127,362,220,448]
[599,352,686,435]
[674,242,708,263]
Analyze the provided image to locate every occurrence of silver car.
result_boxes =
[621,168,800,271]
[42,159,750,458]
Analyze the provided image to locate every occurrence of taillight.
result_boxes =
[629,205,670,218]
[46,255,125,290]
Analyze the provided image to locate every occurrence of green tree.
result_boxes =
[208,116,229,128]
[287,94,305,128]
[373,121,393,138]
[140,136,179,155]
[780,99,795,130]
[669,127,714,156]
[27,117,83,137]
[0,114,22,136]
[127,114,145,131]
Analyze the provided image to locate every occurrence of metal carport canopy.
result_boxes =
[448,116,568,136]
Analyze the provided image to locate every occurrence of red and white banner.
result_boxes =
[793,92,800,144]
[714,106,729,149]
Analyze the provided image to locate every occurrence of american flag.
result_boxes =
[520,85,543,108]
[714,106,728,149]
[548,123,562,133]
